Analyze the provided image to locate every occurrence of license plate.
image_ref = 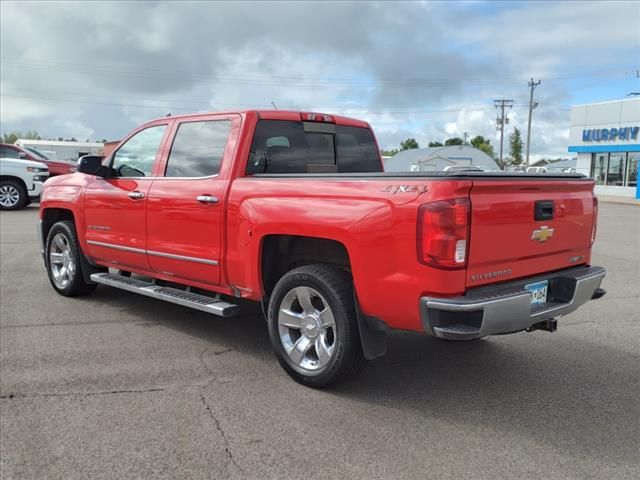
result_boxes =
[525,280,548,305]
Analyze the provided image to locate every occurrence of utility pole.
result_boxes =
[494,99,514,168]
[463,132,469,145]
[525,78,541,166]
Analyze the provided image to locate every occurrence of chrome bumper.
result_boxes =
[420,266,606,340]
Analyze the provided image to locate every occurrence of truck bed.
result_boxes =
[252,171,587,179]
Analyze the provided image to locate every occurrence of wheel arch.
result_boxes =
[41,208,105,283]
[41,207,76,242]
[259,234,387,360]
[0,175,28,193]
[260,234,351,298]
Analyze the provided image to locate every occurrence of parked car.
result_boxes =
[0,143,76,176]
[38,110,606,387]
[443,165,486,172]
[0,156,49,209]
[526,166,550,174]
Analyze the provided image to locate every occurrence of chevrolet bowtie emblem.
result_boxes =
[531,226,554,243]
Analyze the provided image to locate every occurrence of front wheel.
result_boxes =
[45,220,97,296]
[0,180,27,210]
[267,264,366,388]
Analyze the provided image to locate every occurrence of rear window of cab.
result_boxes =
[247,120,382,174]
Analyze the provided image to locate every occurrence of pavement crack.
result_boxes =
[0,387,165,400]
[199,347,234,377]
[199,348,214,377]
[1,319,158,329]
[200,393,244,476]
[564,319,637,326]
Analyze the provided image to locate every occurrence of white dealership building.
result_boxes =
[569,97,639,199]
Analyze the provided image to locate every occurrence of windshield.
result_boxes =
[25,147,49,160]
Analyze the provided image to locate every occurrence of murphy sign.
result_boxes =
[582,126,639,142]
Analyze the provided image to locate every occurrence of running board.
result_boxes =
[90,273,240,317]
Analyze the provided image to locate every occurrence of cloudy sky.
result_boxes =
[1,0,639,159]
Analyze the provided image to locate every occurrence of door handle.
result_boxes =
[128,191,145,200]
[196,195,219,204]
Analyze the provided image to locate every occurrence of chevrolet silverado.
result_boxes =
[38,110,606,387]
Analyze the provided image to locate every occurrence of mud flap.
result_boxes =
[79,249,107,284]
[354,293,387,360]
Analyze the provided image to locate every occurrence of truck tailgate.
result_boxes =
[467,179,595,287]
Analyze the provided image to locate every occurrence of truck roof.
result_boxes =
[144,110,371,129]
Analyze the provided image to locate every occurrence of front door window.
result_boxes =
[110,125,167,178]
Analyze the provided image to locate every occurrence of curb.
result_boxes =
[598,197,640,207]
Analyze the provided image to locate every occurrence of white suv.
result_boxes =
[0,157,49,210]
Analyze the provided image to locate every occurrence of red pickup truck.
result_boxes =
[0,143,77,176]
[38,110,606,387]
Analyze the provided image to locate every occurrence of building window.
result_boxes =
[627,153,639,187]
[591,153,607,185]
[606,153,626,186]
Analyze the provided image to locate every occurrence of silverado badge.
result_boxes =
[531,226,554,243]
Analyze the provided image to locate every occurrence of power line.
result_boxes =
[1,58,637,88]
[0,91,500,115]
[1,86,573,111]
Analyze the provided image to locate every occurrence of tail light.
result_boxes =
[417,198,470,269]
[590,196,598,246]
[300,112,335,123]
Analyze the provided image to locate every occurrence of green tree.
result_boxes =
[2,132,19,144]
[470,135,495,159]
[428,141,443,147]
[380,148,399,156]
[2,130,41,143]
[444,137,464,146]
[400,138,419,150]
[24,130,42,140]
[509,128,523,165]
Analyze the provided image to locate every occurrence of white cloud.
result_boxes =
[0,0,637,156]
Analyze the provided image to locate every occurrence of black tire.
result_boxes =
[45,220,97,296]
[0,179,28,210]
[268,264,366,388]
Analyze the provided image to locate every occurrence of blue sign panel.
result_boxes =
[582,126,639,142]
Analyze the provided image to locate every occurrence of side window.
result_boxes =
[0,146,20,159]
[111,125,166,178]
[165,120,231,177]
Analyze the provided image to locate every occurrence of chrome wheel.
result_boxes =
[278,286,337,374]
[0,184,21,208]
[49,233,76,289]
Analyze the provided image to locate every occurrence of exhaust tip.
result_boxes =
[591,287,606,300]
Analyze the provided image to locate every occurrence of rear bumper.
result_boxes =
[420,266,606,340]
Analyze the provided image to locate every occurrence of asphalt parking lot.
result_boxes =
[1,203,638,479]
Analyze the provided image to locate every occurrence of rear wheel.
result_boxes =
[0,180,27,210]
[45,220,97,296]
[268,264,366,388]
